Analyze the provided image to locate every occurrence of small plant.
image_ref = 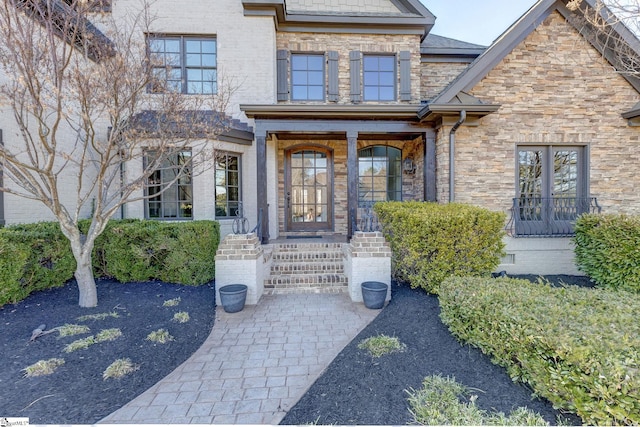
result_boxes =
[407,375,548,426]
[63,336,97,353]
[76,312,119,321]
[57,324,90,337]
[96,328,122,342]
[163,297,181,307]
[147,328,173,344]
[103,358,139,380]
[23,358,65,377]
[358,334,406,358]
[172,311,190,323]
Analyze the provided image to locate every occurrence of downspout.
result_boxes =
[449,110,467,203]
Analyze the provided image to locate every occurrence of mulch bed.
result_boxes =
[0,279,216,424]
[281,276,587,425]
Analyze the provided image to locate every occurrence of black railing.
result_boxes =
[508,196,601,237]
[251,208,263,242]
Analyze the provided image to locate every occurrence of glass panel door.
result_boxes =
[286,148,333,231]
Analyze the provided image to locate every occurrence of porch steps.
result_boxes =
[264,242,348,295]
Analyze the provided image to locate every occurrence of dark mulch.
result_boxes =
[281,276,587,426]
[0,279,216,424]
[2,275,590,425]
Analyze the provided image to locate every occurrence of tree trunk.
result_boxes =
[74,249,98,308]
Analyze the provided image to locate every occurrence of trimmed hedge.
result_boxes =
[574,213,640,293]
[0,220,220,306]
[0,223,76,306]
[374,201,505,294]
[439,276,640,425]
[93,220,220,285]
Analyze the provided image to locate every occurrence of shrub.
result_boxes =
[0,223,76,306]
[95,220,219,285]
[23,358,65,377]
[439,276,640,425]
[358,335,406,358]
[374,202,505,294]
[574,213,640,293]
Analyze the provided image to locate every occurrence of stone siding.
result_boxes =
[277,33,422,103]
[421,62,470,101]
[439,11,640,216]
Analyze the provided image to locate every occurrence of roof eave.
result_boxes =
[417,103,501,123]
[240,104,422,120]
[242,0,434,37]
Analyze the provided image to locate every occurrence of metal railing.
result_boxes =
[231,202,263,242]
[351,202,381,235]
[508,196,601,237]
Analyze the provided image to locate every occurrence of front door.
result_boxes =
[285,147,333,232]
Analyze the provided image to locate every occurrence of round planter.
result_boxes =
[361,281,388,309]
[218,284,248,313]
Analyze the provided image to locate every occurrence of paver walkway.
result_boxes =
[100,293,380,424]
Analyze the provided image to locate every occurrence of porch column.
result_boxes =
[347,130,358,239]
[424,129,437,202]
[256,131,269,243]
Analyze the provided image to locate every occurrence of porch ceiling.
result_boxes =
[271,131,423,141]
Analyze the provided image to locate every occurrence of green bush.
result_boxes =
[374,202,505,294]
[0,219,220,306]
[574,213,640,293]
[96,220,219,285]
[439,276,640,425]
[0,223,76,306]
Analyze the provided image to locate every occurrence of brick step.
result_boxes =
[270,262,344,275]
[271,252,344,262]
[264,273,348,295]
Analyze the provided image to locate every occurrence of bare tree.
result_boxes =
[0,0,232,307]
[567,0,640,79]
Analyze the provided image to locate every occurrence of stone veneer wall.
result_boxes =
[276,33,422,104]
[214,233,265,305]
[437,11,640,215]
[421,62,470,101]
[344,231,392,303]
[275,137,424,235]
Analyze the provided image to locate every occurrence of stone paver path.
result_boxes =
[100,293,379,424]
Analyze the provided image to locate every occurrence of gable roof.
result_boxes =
[419,0,640,120]
[242,0,435,38]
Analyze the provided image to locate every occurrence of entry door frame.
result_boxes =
[284,145,334,232]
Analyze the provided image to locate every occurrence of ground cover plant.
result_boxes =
[407,375,549,426]
[358,334,406,358]
[438,276,640,425]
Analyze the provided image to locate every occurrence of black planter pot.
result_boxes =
[218,284,248,313]
[361,281,388,309]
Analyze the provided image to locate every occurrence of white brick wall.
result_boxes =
[499,237,582,276]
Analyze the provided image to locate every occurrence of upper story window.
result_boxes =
[363,55,396,101]
[148,36,217,94]
[145,150,193,220]
[291,54,325,101]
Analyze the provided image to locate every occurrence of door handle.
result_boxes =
[287,192,291,209]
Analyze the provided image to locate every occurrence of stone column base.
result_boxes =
[345,231,392,303]
[214,233,264,305]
